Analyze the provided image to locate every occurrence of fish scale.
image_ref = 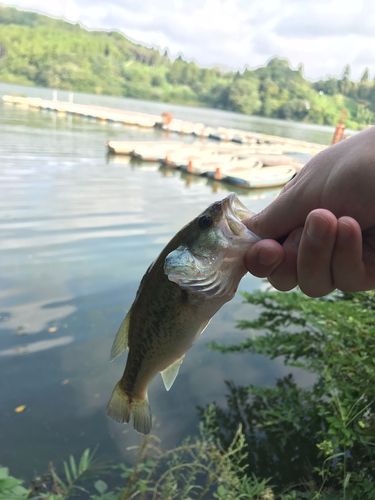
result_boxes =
[107,192,260,434]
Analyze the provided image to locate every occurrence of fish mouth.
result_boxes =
[222,193,254,237]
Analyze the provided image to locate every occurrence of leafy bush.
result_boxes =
[208,289,375,498]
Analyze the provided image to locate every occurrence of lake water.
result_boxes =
[0,83,333,482]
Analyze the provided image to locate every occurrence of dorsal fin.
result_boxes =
[160,355,185,391]
[110,310,131,361]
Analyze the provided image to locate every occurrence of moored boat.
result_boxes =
[180,153,237,175]
[226,165,296,189]
[107,141,136,155]
[164,148,216,168]
[206,157,263,179]
[108,141,183,158]
[132,142,184,161]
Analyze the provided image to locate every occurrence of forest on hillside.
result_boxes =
[1,5,374,129]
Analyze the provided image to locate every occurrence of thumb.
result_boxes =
[245,181,310,239]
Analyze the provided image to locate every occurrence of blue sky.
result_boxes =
[2,0,375,81]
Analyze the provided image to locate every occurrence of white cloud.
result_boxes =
[2,0,375,80]
[274,0,373,38]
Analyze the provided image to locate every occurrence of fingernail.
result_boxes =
[258,248,278,267]
[306,215,329,241]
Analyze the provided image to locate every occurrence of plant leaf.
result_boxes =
[94,479,108,494]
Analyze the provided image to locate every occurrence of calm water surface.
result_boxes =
[0,83,328,481]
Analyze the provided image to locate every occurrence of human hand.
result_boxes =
[244,126,375,297]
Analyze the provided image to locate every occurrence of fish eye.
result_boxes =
[198,214,213,230]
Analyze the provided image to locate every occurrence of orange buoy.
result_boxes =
[214,167,222,180]
[162,113,173,126]
[332,123,346,145]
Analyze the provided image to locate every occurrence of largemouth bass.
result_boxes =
[107,193,260,434]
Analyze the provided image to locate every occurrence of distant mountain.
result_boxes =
[0,5,374,129]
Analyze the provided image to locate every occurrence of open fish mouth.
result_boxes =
[222,193,255,237]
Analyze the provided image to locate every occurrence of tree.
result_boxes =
[168,59,185,84]
[340,64,352,95]
[228,78,262,115]
[280,98,309,121]
[296,62,304,77]
[342,64,351,79]
[260,77,279,98]
[324,77,339,95]
[356,105,374,126]
[361,67,370,82]
[0,42,6,58]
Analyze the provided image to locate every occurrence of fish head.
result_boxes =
[164,193,260,298]
[185,192,257,254]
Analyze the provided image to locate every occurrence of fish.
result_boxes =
[107,192,260,434]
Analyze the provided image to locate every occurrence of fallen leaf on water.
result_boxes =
[48,327,57,333]
[61,379,69,385]
[15,405,26,413]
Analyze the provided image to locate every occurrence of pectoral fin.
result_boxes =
[161,355,185,391]
[110,310,131,361]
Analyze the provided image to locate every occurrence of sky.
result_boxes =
[2,0,375,81]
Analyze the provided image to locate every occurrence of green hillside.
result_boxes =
[0,5,374,129]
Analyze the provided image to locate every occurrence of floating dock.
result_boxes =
[107,140,314,189]
[3,94,328,189]
[2,95,161,127]
[3,94,326,151]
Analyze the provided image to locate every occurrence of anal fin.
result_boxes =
[110,310,131,361]
[160,320,211,391]
[161,356,185,391]
[198,318,211,336]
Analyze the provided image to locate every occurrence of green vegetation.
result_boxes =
[0,466,29,499]
[3,289,375,499]
[1,408,274,499]
[208,289,375,498]
[1,6,375,129]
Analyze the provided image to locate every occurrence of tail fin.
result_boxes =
[107,382,152,435]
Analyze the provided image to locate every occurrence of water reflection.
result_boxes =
[105,157,283,199]
[0,294,75,336]
[0,82,324,482]
[0,336,73,356]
